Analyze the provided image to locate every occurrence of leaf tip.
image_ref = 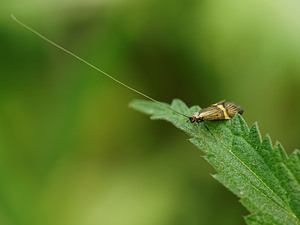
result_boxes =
[261,133,273,150]
[230,113,249,137]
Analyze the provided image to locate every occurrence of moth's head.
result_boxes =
[189,116,196,123]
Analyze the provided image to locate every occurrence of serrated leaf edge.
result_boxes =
[217,114,299,222]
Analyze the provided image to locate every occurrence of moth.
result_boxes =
[188,100,243,137]
[190,100,243,122]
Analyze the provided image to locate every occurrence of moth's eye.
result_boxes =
[189,117,195,123]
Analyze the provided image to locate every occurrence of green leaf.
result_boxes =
[129,99,300,225]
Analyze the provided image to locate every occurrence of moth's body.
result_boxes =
[12,15,244,138]
[189,100,243,123]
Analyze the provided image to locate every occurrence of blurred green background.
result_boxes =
[1,0,300,224]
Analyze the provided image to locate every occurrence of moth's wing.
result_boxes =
[224,102,244,117]
[198,106,224,120]
[211,100,225,106]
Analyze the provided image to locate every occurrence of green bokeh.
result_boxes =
[1,0,300,224]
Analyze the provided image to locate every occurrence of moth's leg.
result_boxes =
[199,121,217,141]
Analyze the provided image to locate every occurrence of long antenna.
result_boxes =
[11,14,189,119]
